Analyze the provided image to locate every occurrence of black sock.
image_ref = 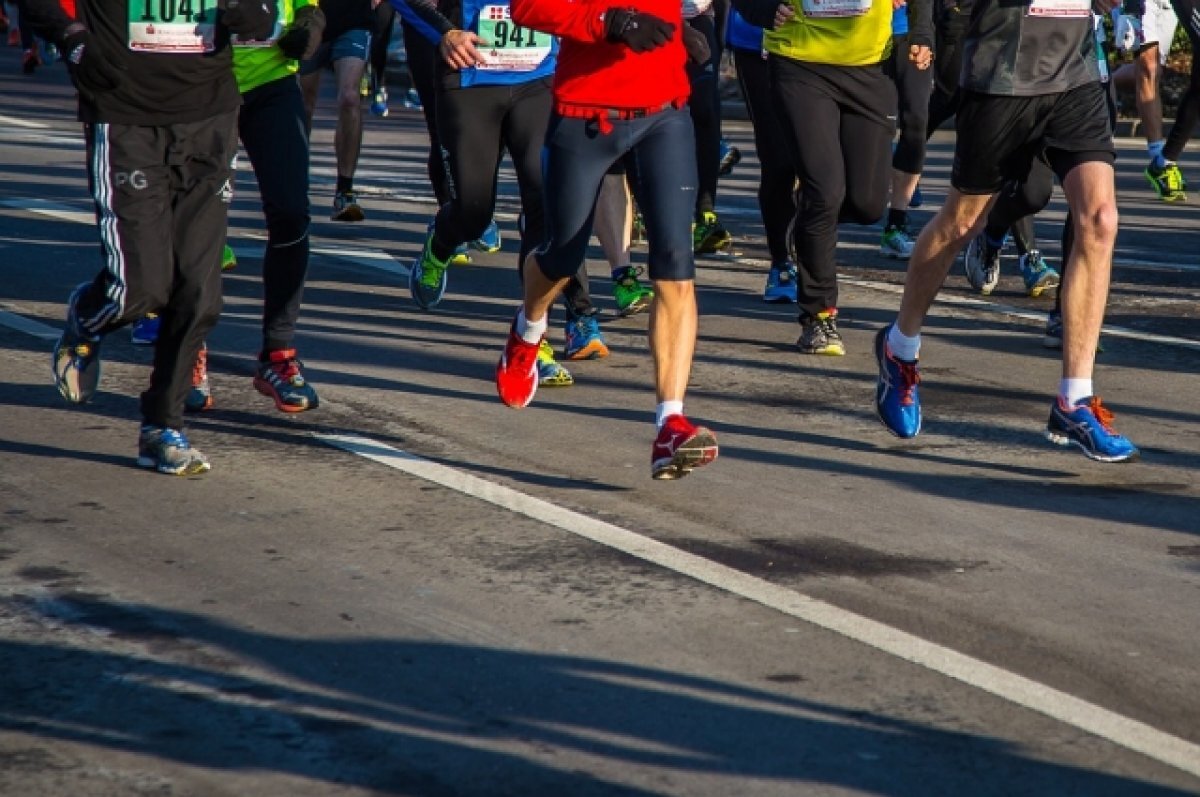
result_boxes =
[336,175,353,194]
[887,208,907,230]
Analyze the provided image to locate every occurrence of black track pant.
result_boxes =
[402,21,449,205]
[1164,0,1200,162]
[772,57,894,318]
[686,12,722,218]
[885,33,933,175]
[75,110,238,430]
[238,76,311,355]
[734,47,797,264]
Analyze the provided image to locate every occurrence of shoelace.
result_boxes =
[1165,165,1184,192]
[618,265,647,286]
[191,347,208,387]
[1086,396,1116,433]
[267,355,302,383]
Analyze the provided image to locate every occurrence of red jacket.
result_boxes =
[511,0,689,113]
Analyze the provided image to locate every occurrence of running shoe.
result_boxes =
[612,265,654,316]
[632,210,646,247]
[1145,161,1187,202]
[403,88,422,109]
[184,343,213,413]
[537,340,574,387]
[718,141,741,177]
[331,191,365,222]
[130,314,160,346]
[138,425,211,475]
[693,211,732,254]
[52,282,102,404]
[963,234,1001,295]
[222,244,237,271]
[1043,310,1062,349]
[370,86,389,117]
[409,232,452,310]
[470,218,502,253]
[880,224,915,259]
[496,316,540,408]
[874,325,921,439]
[7,29,19,47]
[563,314,609,360]
[764,261,798,303]
[651,414,718,480]
[254,348,319,413]
[359,71,370,97]
[1045,395,1139,463]
[1020,250,1060,297]
[797,309,845,356]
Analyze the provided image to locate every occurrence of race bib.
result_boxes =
[800,0,872,19]
[474,5,551,72]
[1027,0,1091,17]
[128,0,217,52]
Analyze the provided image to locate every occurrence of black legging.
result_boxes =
[401,21,450,205]
[686,12,722,218]
[370,2,395,92]
[1164,0,1200,162]
[734,47,797,264]
[982,158,1054,255]
[887,33,933,176]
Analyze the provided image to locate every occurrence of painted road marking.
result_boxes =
[0,114,49,129]
[0,309,59,340]
[318,432,1200,780]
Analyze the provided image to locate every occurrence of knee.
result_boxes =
[336,89,361,114]
[1075,202,1119,245]
[840,191,887,225]
[267,213,310,249]
[799,185,846,220]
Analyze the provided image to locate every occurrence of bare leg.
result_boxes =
[1135,45,1164,144]
[649,280,698,403]
[889,169,921,214]
[593,173,633,271]
[1058,161,1118,381]
[896,189,996,336]
[521,253,570,324]
[332,57,367,184]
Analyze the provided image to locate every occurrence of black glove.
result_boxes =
[62,29,124,100]
[276,4,325,59]
[223,0,278,40]
[603,7,675,53]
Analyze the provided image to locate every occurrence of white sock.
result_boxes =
[516,309,546,345]
[886,323,921,361]
[655,400,684,429]
[1059,378,1093,407]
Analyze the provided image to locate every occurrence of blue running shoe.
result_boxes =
[874,325,921,438]
[130,314,160,346]
[470,218,502,253]
[1045,396,1139,463]
[137,425,212,475]
[764,261,798,303]
[410,231,452,310]
[563,314,609,360]
[52,282,103,404]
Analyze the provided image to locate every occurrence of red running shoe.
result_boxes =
[651,414,718,480]
[496,318,540,408]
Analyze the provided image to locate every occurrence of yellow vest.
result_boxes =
[764,0,894,66]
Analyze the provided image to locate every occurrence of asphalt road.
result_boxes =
[1,50,1198,796]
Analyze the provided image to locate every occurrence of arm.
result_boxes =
[388,0,454,39]
[905,0,932,48]
[730,0,782,31]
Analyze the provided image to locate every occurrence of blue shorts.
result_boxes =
[298,28,372,75]
[535,107,698,283]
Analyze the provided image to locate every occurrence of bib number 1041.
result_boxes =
[141,0,210,23]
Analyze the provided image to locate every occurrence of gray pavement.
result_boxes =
[1,52,1198,796]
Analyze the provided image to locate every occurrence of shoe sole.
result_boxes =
[694,237,732,255]
[797,344,845,356]
[879,246,912,260]
[331,207,365,222]
[763,294,796,304]
[1044,429,1140,463]
[616,295,653,316]
[564,341,609,361]
[253,377,317,413]
[652,428,718,480]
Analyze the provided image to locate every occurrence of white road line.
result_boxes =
[0,309,59,340]
[317,432,1200,781]
[0,114,49,129]
[0,197,94,226]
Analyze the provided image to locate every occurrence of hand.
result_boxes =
[908,43,932,70]
[223,0,278,39]
[62,29,125,100]
[772,2,794,28]
[603,7,675,53]
[892,0,905,9]
[440,29,485,69]
[276,4,324,59]
[682,22,710,64]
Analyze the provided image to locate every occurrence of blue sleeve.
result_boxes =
[388,0,448,43]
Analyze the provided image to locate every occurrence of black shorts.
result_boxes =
[951,81,1115,195]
